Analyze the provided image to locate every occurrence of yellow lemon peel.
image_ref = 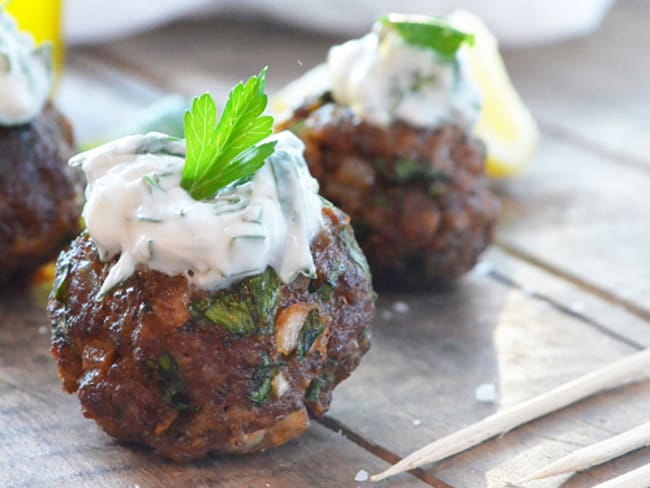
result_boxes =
[450,10,539,177]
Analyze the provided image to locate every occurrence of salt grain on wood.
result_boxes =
[392,301,409,314]
[475,383,497,403]
[354,469,369,482]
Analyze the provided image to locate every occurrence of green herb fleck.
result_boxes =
[361,327,372,344]
[249,352,278,404]
[181,68,277,200]
[136,133,185,157]
[213,194,248,215]
[147,239,155,261]
[371,194,393,208]
[340,226,371,280]
[136,215,163,223]
[190,267,281,335]
[313,281,335,301]
[379,14,475,59]
[319,196,335,209]
[53,253,70,302]
[305,372,336,403]
[296,309,325,358]
[146,352,197,412]
[142,174,166,193]
[305,378,321,402]
[309,260,345,301]
[0,52,11,73]
[410,72,438,92]
[288,120,307,137]
[393,159,451,185]
[230,235,266,246]
[317,91,334,104]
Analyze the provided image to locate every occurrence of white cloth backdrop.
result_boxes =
[64,0,615,47]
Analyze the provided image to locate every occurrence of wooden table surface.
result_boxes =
[2,1,650,487]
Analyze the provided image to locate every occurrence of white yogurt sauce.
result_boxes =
[0,10,53,126]
[71,131,324,298]
[328,20,481,130]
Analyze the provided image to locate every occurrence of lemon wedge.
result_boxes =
[450,10,539,177]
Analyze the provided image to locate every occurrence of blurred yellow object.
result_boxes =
[450,10,539,178]
[6,0,63,73]
[33,261,56,285]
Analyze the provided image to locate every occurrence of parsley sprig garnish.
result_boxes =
[379,14,475,59]
[181,68,276,200]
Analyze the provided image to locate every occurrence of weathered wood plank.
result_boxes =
[0,285,428,488]
[494,134,650,320]
[504,0,650,169]
[326,269,650,487]
[87,19,341,99]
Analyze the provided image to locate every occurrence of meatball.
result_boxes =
[49,205,374,461]
[277,96,500,288]
[0,103,81,281]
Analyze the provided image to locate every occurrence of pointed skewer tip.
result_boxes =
[519,470,548,483]
[369,470,390,482]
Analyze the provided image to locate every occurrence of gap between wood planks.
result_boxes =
[496,240,650,325]
[318,415,454,488]
[67,47,650,485]
[80,46,186,96]
[536,119,650,178]
[485,265,646,351]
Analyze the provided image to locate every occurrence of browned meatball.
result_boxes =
[48,206,374,461]
[277,95,500,289]
[0,103,81,281]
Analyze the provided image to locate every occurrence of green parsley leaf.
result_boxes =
[189,267,282,335]
[379,14,475,59]
[146,352,198,412]
[296,309,325,358]
[181,68,276,200]
[248,352,279,404]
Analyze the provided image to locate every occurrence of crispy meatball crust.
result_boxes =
[49,206,374,461]
[277,97,500,288]
[0,103,81,281]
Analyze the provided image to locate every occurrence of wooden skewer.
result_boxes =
[524,421,650,481]
[371,348,650,482]
[592,462,650,488]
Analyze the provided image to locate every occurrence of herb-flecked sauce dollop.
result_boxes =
[72,131,324,298]
[328,19,480,130]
